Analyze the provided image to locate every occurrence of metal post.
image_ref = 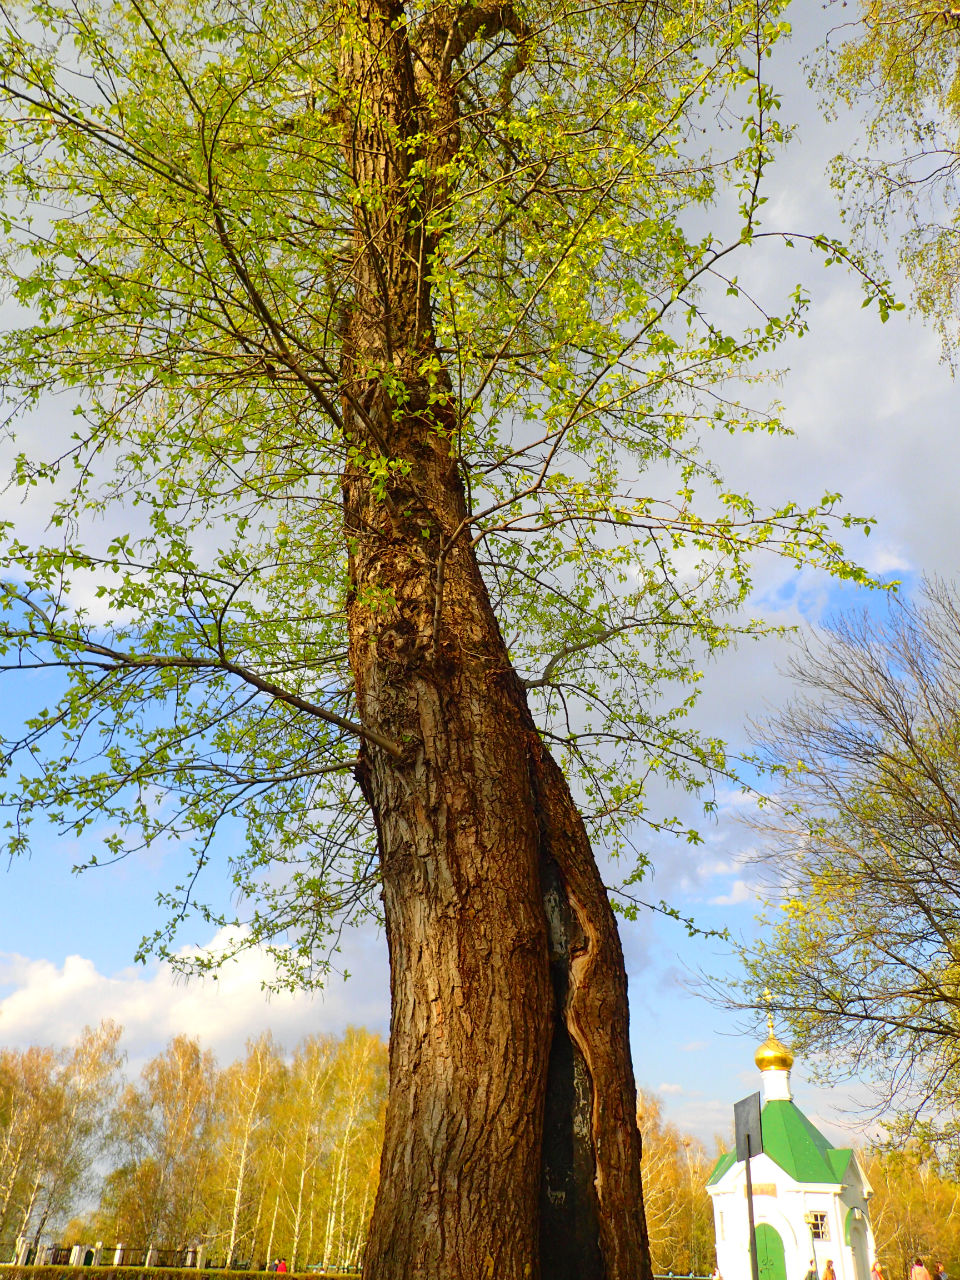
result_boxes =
[744,1132,760,1280]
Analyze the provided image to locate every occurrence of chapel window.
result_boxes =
[808,1212,829,1240]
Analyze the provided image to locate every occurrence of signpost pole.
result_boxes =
[744,1133,760,1280]
[734,1092,763,1280]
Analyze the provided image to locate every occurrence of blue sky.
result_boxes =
[2,2,959,1153]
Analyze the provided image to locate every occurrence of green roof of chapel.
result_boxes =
[707,1100,853,1187]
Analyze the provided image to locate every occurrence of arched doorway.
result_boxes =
[846,1209,870,1280]
[756,1223,787,1280]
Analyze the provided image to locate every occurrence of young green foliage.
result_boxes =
[0,0,875,983]
[817,3,960,347]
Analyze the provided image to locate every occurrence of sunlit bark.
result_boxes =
[339,3,648,1273]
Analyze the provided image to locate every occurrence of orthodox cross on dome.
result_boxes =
[755,988,794,1097]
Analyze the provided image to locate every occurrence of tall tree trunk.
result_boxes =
[226,1054,266,1268]
[264,1150,284,1271]
[21,1172,41,1247]
[0,1131,27,1233]
[227,1132,250,1266]
[249,1160,265,1269]
[339,1,650,1276]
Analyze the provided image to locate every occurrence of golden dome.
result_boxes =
[755,994,794,1072]
[755,1034,794,1072]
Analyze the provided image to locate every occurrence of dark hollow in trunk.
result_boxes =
[537,850,605,1279]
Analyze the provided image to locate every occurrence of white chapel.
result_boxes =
[706,1025,875,1280]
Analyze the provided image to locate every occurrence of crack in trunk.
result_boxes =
[537,846,606,1279]
[529,739,654,1280]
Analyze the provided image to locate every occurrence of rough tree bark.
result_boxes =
[339,2,651,1275]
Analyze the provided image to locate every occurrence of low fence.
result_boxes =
[0,1249,204,1270]
[0,1264,358,1274]
[0,1246,360,1276]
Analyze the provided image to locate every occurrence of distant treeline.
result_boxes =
[0,1023,385,1272]
[5,1023,960,1277]
[636,1091,716,1275]
[1,1026,721,1274]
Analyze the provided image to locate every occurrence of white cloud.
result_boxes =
[0,926,389,1066]
[709,879,756,907]
[658,1082,684,1095]
[859,538,912,579]
[696,857,738,877]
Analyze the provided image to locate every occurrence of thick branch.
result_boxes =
[3,607,406,761]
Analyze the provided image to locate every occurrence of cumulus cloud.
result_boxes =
[658,1082,684,1096]
[0,926,390,1067]
[709,880,756,907]
[858,539,912,579]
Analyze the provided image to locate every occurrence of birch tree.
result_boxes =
[31,1023,124,1244]
[0,1025,121,1246]
[0,1046,64,1244]
[865,1147,960,1279]
[320,1028,385,1271]
[636,1091,715,1276]
[216,1036,283,1267]
[100,1037,220,1245]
